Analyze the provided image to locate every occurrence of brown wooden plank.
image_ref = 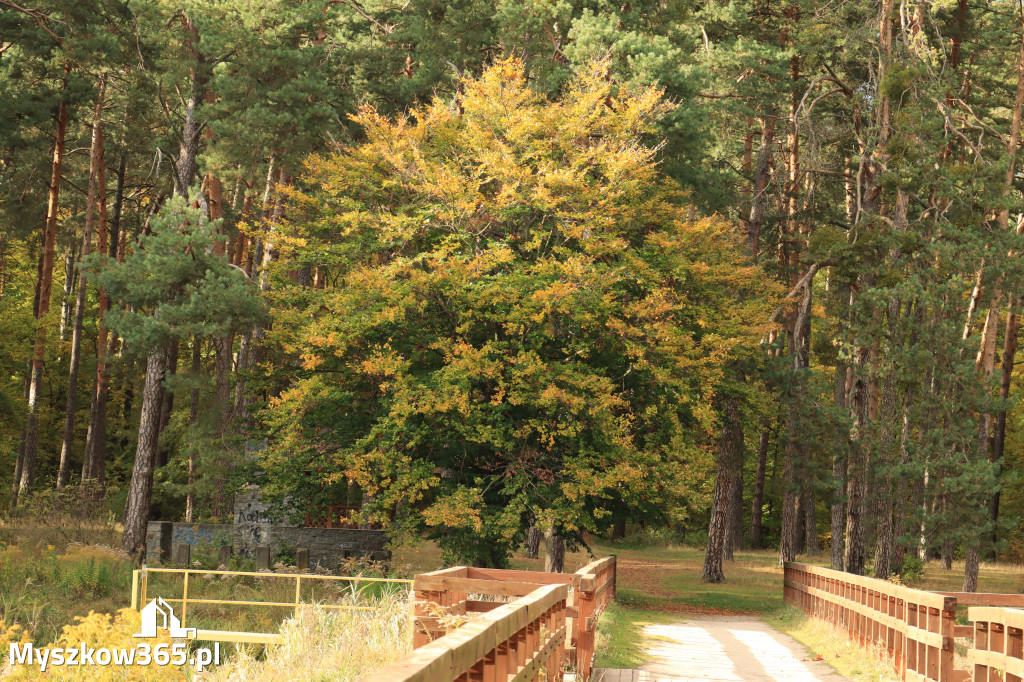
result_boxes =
[970,607,1024,631]
[953,625,974,638]
[415,576,542,598]
[784,562,955,611]
[938,592,1024,608]
[466,568,575,585]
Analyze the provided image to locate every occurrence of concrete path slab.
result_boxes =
[637,615,850,682]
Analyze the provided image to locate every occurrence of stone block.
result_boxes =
[158,521,173,564]
[296,548,309,571]
[218,544,232,567]
[172,543,191,565]
[255,545,271,570]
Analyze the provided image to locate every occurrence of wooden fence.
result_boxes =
[784,562,961,682]
[968,607,1024,682]
[369,555,616,681]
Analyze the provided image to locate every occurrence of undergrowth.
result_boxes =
[199,594,413,681]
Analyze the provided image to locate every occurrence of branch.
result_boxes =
[822,62,854,97]
[328,0,396,34]
[0,0,67,45]
[769,261,835,323]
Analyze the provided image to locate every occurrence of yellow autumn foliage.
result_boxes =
[2,610,183,681]
[259,57,782,567]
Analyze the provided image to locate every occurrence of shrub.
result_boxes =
[2,609,183,680]
[897,555,926,587]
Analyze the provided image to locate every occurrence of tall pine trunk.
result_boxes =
[185,338,202,523]
[803,481,819,555]
[58,78,106,488]
[985,28,1024,560]
[121,349,168,557]
[844,349,870,575]
[831,361,849,569]
[748,428,770,548]
[704,396,742,581]
[747,116,775,260]
[83,152,122,483]
[20,89,69,494]
[122,24,207,549]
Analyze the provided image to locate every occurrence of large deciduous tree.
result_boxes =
[258,59,779,568]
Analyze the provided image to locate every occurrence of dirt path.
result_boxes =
[636,615,849,682]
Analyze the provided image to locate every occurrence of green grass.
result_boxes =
[593,603,675,669]
[592,544,787,615]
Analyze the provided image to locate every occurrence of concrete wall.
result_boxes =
[145,521,390,570]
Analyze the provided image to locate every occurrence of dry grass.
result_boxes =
[768,606,902,682]
[199,592,413,682]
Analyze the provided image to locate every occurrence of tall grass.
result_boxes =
[200,592,413,682]
[0,543,134,645]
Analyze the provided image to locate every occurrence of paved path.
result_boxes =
[634,615,849,682]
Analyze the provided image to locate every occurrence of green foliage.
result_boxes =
[896,555,926,587]
[91,194,267,356]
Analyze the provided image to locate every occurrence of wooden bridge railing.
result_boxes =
[381,555,615,681]
[968,607,1024,682]
[784,561,963,682]
[364,582,569,682]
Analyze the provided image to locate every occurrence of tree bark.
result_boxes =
[803,481,819,555]
[83,151,122,483]
[58,77,107,488]
[831,362,848,570]
[525,526,542,558]
[941,495,953,570]
[964,303,1001,590]
[963,548,980,592]
[705,396,743,581]
[729,458,744,556]
[233,156,277,424]
[121,349,168,558]
[781,276,813,565]
[173,20,208,200]
[58,249,76,349]
[747,115,775,261]
[748,428,770,548]
[989,299,1020,555]
[20,89,69,494]
[873,300,903,580]
[185,338,202,523]
[155,339,179,469]
[544,527,564,573]
[844,347,870,575]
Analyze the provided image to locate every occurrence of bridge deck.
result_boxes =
[593,671,651,682]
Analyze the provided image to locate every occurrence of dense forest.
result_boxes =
[1,0,1023,592]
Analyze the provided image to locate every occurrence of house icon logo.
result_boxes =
[134,597,197,638]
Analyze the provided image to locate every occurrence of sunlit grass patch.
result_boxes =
[594,603,675,670]
[767,606,900,682]
[199,592,413,682]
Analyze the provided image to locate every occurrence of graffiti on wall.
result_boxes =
[172,526,219,546]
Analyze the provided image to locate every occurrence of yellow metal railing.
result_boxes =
[130,567,413,645]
